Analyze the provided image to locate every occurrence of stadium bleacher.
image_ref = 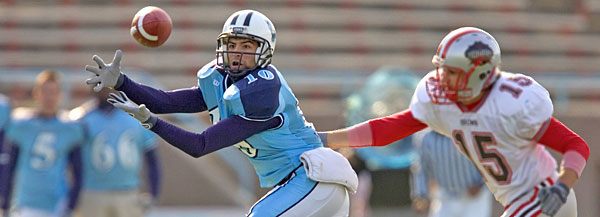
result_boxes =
[0,0,596,75]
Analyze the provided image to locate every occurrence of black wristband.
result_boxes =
[143,115,158,129]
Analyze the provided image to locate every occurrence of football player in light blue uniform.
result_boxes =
[69,87,160,217]
[0,70,83,217]
[197,62,321,187]
[85,9,353,217]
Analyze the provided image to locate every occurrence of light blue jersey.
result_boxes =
[198,60,322,187]
[70,101,156,191]
[5,108,84,212]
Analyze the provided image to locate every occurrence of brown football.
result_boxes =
[130,6,172,47]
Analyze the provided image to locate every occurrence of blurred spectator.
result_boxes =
[69,87,160,217]
[410,129,492,217]
[0,70,84,217]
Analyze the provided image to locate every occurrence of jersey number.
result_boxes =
[453,130,512,185]
[92,130,140,171]
[31,132,57,170]
[246,71,275,84]
[209,108,258,158]
[234,140,258,158]
[499,75,532,98]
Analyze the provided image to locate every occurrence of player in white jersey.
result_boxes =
[319,27,590,217]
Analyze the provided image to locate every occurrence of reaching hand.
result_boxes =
[85,50,124,92]
[537,182,569,216]
[107,91,157,129]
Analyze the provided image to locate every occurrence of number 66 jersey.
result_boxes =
[410,71,556,206]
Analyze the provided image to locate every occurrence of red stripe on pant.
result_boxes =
[510,187,540,217]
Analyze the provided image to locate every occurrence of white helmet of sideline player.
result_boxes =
[216,9,276,77]
[426,27,501,104]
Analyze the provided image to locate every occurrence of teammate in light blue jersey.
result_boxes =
[70,87,160,217]
[85,9,355,217]
[0,70,83,217]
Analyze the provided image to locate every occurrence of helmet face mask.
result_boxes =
[216,10,276,77]
[427,66,472,103]
[426,27,501,104]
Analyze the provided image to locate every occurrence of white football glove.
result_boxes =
[537,182,569,216]
[85,50,124,92]
[107,91,157,129]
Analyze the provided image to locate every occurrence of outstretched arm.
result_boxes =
[117,75,207,114]
[319,128,351,149]
[107,91,282,157]
[151,115,281,158]
[85,50,207,114]
[321,109,427,149]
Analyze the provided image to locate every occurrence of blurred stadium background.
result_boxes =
[0,0,599,216]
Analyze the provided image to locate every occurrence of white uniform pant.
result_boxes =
[279,182,349,217]
[248,165,349,217]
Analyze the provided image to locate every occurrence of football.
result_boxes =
[130,6,172,47]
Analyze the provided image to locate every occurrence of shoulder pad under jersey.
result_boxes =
[197,59,220,79]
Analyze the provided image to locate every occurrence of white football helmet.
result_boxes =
[216,10,276,77]
[426,27,501,104]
